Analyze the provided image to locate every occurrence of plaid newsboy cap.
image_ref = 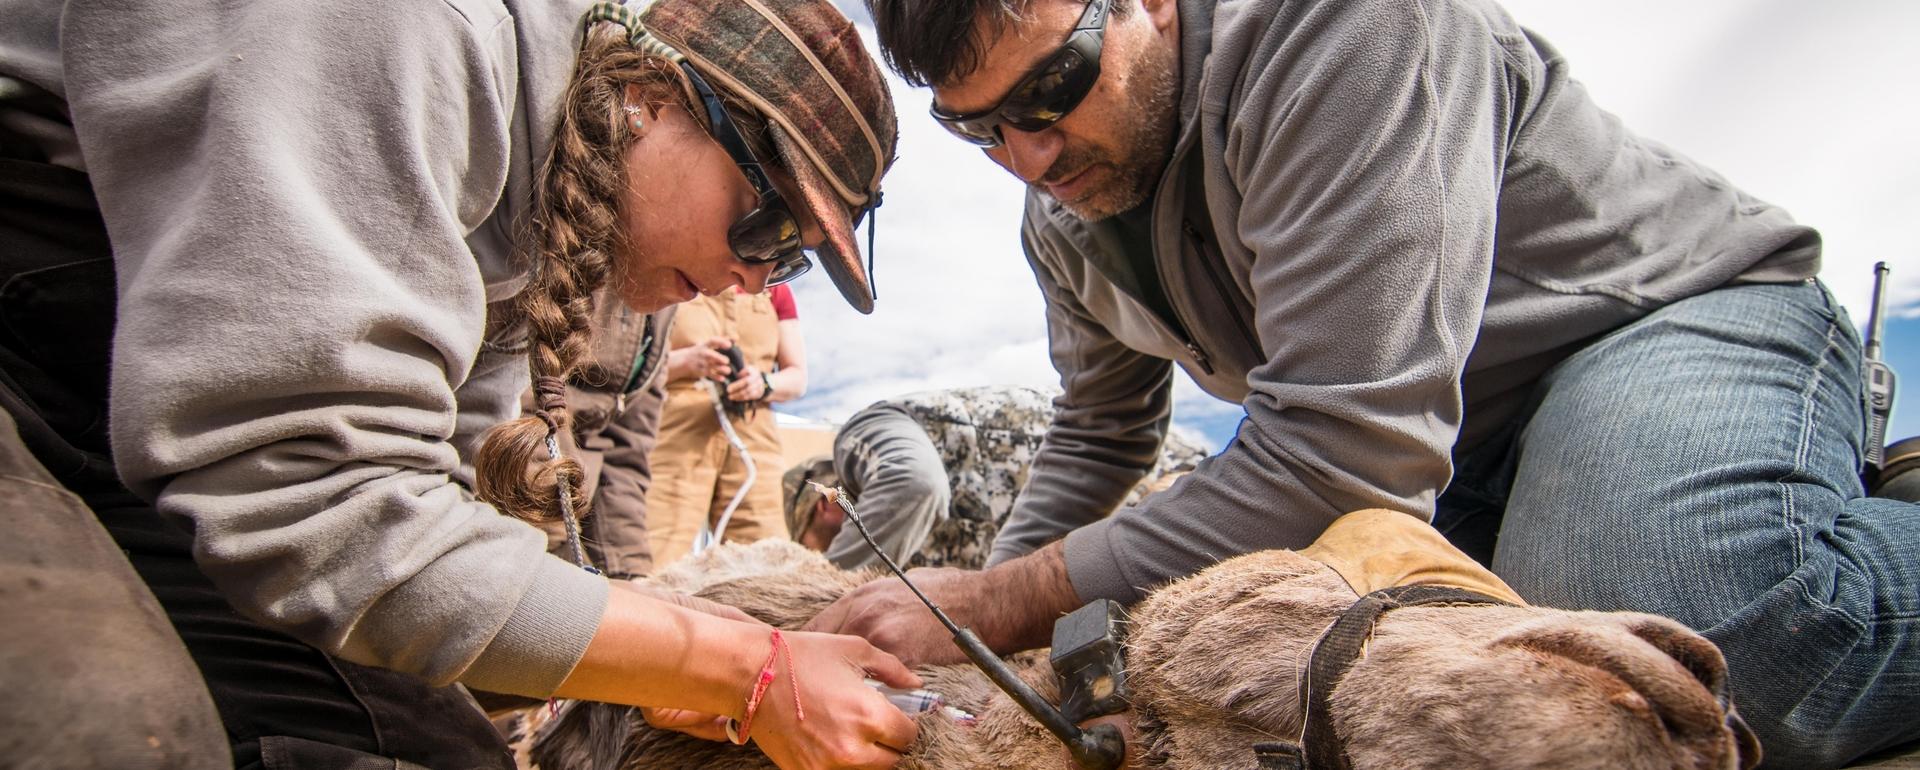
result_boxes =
[641,0,898,314]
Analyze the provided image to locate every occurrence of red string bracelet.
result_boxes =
[728,628,804,745]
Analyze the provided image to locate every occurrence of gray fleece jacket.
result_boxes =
[0,0,609,696]
[988,0,1821,604]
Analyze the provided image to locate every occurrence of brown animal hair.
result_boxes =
[532,540,1762,770]
[472,24,770,523]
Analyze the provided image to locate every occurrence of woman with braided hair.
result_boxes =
[0,0,916,767]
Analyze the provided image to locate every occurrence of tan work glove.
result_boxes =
[1298,508,1527,606]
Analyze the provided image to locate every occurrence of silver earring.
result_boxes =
[624,104,645,134]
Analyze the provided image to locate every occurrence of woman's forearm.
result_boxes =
[767,366,806,402]
[553,588,763,716]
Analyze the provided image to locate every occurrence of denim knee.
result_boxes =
[1488,282,1920,767]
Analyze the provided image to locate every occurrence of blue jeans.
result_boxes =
[1435,280,1920,769]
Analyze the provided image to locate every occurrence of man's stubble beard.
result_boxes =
[1049,40,1181,222]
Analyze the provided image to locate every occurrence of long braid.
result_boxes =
[473,29,680,523]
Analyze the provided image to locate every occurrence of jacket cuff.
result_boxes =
[459,554,610,697]
[986,541,1032,568]
[1063,518,1149,606]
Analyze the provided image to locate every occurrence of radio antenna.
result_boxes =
[1863,262,1897,470]
[815,482,1124,769]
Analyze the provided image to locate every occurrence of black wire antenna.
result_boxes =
[815,483,1124,769]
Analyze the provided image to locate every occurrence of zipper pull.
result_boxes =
[1186,341,1214,375]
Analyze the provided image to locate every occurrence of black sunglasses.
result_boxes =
[929,0,1109,148]
[680,62,814,286]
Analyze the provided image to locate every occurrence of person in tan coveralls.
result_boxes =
[647,284,806,565]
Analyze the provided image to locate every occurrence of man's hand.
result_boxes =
[802,542,1080,667]
[802,566,980,666]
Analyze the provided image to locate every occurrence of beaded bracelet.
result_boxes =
[726,628,804,745]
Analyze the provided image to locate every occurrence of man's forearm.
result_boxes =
[978,541,1081,653]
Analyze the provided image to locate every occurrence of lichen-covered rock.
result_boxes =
[843,385,1211,570]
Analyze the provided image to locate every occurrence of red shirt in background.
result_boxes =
[730,284,797,320]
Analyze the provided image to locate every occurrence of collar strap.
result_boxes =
[1293,585,1515,770]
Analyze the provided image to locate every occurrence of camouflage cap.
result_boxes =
[640,0,898,314]
[781,454,839,536]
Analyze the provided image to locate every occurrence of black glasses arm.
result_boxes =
[679,61,779,200]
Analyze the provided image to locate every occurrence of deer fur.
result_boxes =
[532,539,1760,770]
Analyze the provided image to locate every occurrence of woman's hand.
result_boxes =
[642,705,733,742]
[667,336,735,382]
[727,364,770,403]
[614,581,773,738]
[557,586,919,768]
[645,630,922,769]
[748,630,922,770]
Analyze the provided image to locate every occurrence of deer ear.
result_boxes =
[1728,705,1763,770]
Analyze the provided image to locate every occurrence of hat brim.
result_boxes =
[769,126,875,314]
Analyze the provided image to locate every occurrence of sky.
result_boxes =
[781,0,1920,452]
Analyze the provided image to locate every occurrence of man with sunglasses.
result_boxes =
[810,0,1920,766]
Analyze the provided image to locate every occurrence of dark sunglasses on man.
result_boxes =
[682,61,879,287]
[930,0,1110,148]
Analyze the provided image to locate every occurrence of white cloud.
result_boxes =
[791,1,1920,443]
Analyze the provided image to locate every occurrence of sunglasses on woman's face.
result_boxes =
[681,62,813,286]
[929,0,1110,148]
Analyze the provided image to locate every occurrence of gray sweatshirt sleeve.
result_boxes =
[990,228,1174,567]
[1064,0,1506,603]
[63,0,606,694]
